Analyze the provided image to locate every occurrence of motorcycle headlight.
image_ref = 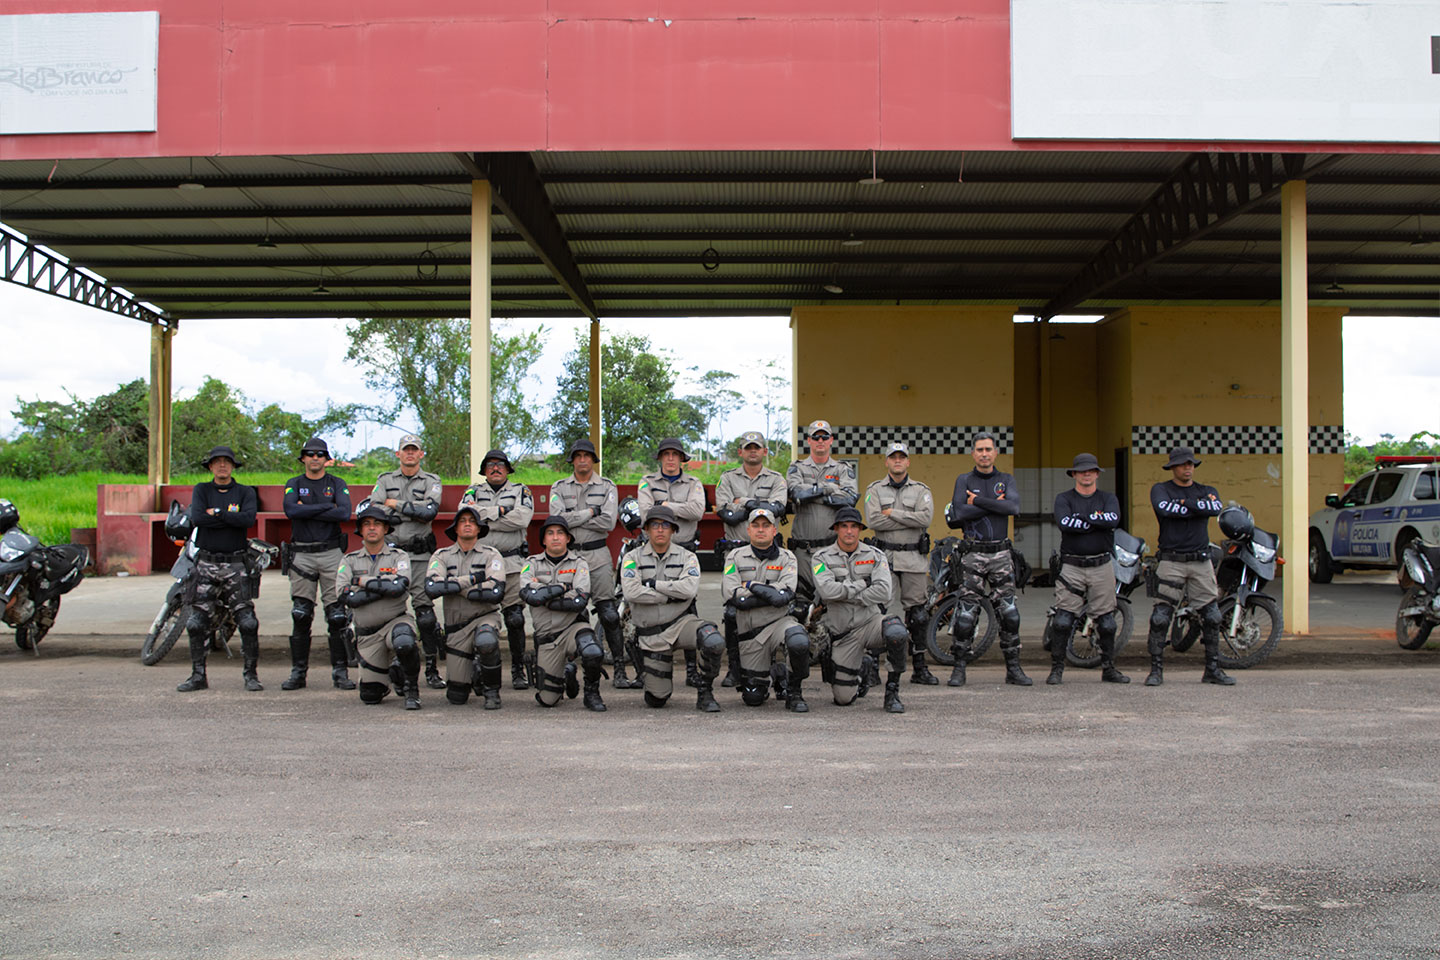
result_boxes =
[1114,546,1141,567]
[1251,542,1276,564]
[0,542,23,562]
[1405,551,1430,585]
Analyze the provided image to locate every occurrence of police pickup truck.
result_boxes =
[1309,458,1440,582]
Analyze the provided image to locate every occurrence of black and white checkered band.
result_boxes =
[799,425,1014,456]
[1132,425,1344,456]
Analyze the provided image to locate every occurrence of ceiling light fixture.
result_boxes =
[312,267,330,295]
[178,157,205,191]
[256,217,277,249]
[840,234,863,247]
[1324,281,1344,294]
[823,282,844,294]
[1411,213,1429,247]
[857,150,883,186]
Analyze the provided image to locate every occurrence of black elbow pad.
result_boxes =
[424,580,460,599]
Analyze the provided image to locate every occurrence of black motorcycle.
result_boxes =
[1165,505,1283,669]
[141,500,278,665]
[0,498,88,653]
[1396,536,1440,650]
[1042,528,1148,669]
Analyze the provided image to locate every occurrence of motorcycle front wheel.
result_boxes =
[1065,597,1133,668]
[1170,613,1201,654]
[925,594,998,666]
[1396,586,1435,650]
[14,597,60,651]
[141,600,190,665]
[1215,595,1282,669]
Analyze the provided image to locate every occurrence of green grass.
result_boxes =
[1,460,779,545]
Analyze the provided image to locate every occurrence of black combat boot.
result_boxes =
[1098,635,1130,684]
[328,632,356,689]
[947,645,967,687]
[176,634,208,692]
[1002,646,1033,686]
[1144,626,1166,686]
[721,621,741,688]
[398,646,422,709]
[403,679,422,710]
[607,626,642,690]
[860,653,881,692]
[479,661,504,709]
[910,652,939,685]
[907,610,939,684]
[582,680,607,712]
[785,672,809,713]
[883,672,905,713]
[504,611,530,690]
[241,632,263,692]
[565,661,580,699]
[281,633,310,690]
[695,677,721,712]
[684,648,699,688]
[423,654,445,690]
[1201,648,1236,685]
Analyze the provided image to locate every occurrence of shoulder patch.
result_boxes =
[521,562,531,575]
[813,561,827,575]
[723,562,736,575]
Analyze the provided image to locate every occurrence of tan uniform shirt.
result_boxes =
[786,457,858,543]
[637,472,707,544]
[549,474,618,549]
[863,475,934,574]
[714,466,788,542]
[619,540,702,629]
[425,542,506,628]
[722,544,798,635]
[812,541,893,636]
[336,545,412,635]
[461,478,536,573]
[522,550,592,640]
[372,467,443,546]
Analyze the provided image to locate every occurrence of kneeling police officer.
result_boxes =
[722,507,810,712]
[338,502,423,710]
[521,515,607,712]
[425,504,507,708]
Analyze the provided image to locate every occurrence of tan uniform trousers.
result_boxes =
[1053,562,1118,617]
[404,550,434,613]
[888,569,928,613]
[441,611,502,688]
[1154,559,1219,609]
[826,616,889,706]
[356,614,419,688]
[535,622,595,707]
[287,547,342,607]
[637,614,709,702]
[738,617,803,676]
[579,546,616,603]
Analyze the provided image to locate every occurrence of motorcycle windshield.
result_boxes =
[0,528,40,562]
[1239,529,1278,580]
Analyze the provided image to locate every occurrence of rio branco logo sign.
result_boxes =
[0,11,159,135]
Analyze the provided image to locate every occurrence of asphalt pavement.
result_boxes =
[2,571,1438,959]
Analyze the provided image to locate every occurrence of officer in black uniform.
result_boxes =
[280,437,355,691]
[945,431,1030,687]
[1146,447,1234,687]
[177,446,262,693]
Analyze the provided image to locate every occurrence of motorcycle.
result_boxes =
[141,500,279,665]
[0,498,88,653]
[1041,528,1148,669]
[1164,505,1284,669]
[922,536,1000,667]
[1395,536,1440,649]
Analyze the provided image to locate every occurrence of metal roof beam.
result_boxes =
[0,224,168,327]
[457,152,597,320]
[1038,153,1341,318]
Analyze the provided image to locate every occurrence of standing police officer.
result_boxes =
[1145,447,1234,687]
[280,437,355,691]
[549,439,642,690]
[638,437,709,688]
[1044,453,1129,685]
[721,507,809,712]
[811,507,907,713]
[520,515,607,712]
[425,504,507,708]
[461,449,536,691]
[338,503,422,710]
[373,434,445,690]
[620,505,726,712]
[863,441,938,685]
[714,431,788,687]
[786,419,858,612]
[177,446,262,693]
[945,432,1030,687]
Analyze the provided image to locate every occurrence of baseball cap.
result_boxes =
[805,419,833,438]
[885,442,909,457]
[747,507,777,525]
[398,434,423,449]
[738,431,766,448]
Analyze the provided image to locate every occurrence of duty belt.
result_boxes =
[789,535,836,551]
[499,544,529,559]
[395,533,437,555]
[576,537,609,552]
[713,538,746,556]
[197,549,246,563]
[961,538,1010,554]
[633,603,697,638]
[1159,550,1210,563]
[290,539,341,554]
[1060,552,1111,568]
[870,537,928,553]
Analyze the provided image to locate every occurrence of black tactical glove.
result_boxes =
[717,503,748,525]
[748,582,794,607]
[520,582,566,606]
[466,580,505,604]
[546,594,588,612]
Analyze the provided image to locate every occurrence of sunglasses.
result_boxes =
[303,451,328,458]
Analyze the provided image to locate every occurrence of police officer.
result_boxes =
[520,515,607,712]
[460,449,536,691]
[721,507,810,712]
[425,504,507,708]
[713,431,788,687]
[1145,447,1234,687]
[549,438,642,690]
[638,437,708,688]
[863,441,938,685]
[786,419,858,609]
[280,437,355,691]
[945,432,1030,687]
[811,507,907,713]
[177,446,262,693]
[620,505,726,712]
[1044,452,1129,685]
[338,502,423,709]
[373,434,445,690]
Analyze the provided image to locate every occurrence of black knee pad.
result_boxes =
[905,604,929,632]
[392,623,418,654]
[359,681,387,704]
[291,596,316,626]
[740,679,771,706]
[1095,611,1117,639]
[578,629,604,667]
[643,690,671,708]
[1150,603,1174,632]
[234,608,260,635]
[1199,601,1223,630]
[881,615,909,647]
[595,600,621,629]
[474,624,501,661]
[416,605,439,635]
[723,603,737,629]
[951,602,979,638]
[994,596,1020,634]
[696,622,724,656]
[783,624,811,657]
[1050,609,1077,639]
[186,608,210,635]
[503,604,526,632]
[446,681,471,705]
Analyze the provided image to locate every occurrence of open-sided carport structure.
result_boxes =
[3,1,1439,633]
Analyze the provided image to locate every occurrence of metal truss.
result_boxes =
[1,224,169,327]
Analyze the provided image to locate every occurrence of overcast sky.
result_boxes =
[2,280,1435,456]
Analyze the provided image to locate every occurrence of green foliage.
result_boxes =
[1344,430,1440,482]
[0,471,141,545]
[549,331,706,463]
[345,317,548,479]
[170,376,360,473]
[0,380,152,478]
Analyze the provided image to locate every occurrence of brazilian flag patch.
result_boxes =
[623,558,638,569]
[521,563,530,575]
[813,561,826,575]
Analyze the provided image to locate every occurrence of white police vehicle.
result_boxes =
[1308,458,1440,582]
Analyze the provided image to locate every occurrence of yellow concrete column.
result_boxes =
[588,318,603,462]
[147,324,173,487]
[470,180,492,477]
[1280,180,1310,634]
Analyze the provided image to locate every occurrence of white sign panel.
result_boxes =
[0,12,159,135]
[1012,0,1440,143]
